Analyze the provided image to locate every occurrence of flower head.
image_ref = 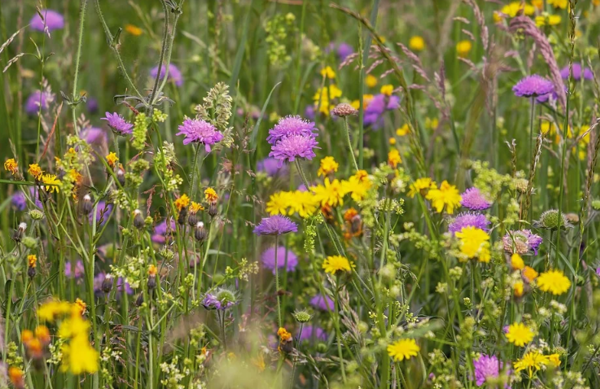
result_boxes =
[448,213,490,235]
[511,253,525,270]
[473,354,503,386]
[25,91,52,114]
[514,351,549,377]
[560,63,593,81]
[41,174,60,193]
[322,255,354,274]
[261,246,298,273]
[455,227,491,262]
[253,215,298,236]
[267,116,317,145]
[460,187,492,211]
[387,339,420,361]
[175,194,190,211]
[426,180,462,214]
[150,64,183,87]
[317,156,339,177]
[310,294,334,311]
[409,36,425,51]
[388,149,402,168]
[28,164,43,180]
[30,9,64,32]
[312,178,349,207]
[176,119,224,151]
[408,178,436,198]
[513,75,555,98]
[363,94,400,129]
[298,325,327,342]
[106,152,118,168]
[537,269,571,295]
[503,229,543,255]
[269,134,319,163]
[257,157,289,177]
[506,322,534,347]
[101,112,133,135]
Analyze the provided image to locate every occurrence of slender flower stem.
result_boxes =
[275,235,282,328]
[343,117,359,172]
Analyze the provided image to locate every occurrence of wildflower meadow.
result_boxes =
[2,0,600,388]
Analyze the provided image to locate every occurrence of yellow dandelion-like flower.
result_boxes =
[4,158,18,175]
[380,84,394,96]
[175,194,190,211]
[456,40,472,57]
[455,227,491,262]
[537,269,571,295]
[506,322,534,347]
[311,178,349,207]
[388,149,402,168]
[389,137,396,145]
[288,190,320,218]
[27,254,37,268]
[320,66,336,79]
[317,156,339,177]
[511,253,525,270]
[426,180,461,214]
[322,255,354,275]
[549,0,567,8]
[396,124,410,136]
[60,334,99,374]
[366,74,378,88]
[41,174,60,193]
[28,164,43,180]
[148,264,158,276]
[190,201,204,214]
[409,36,425,51]
[522,266,539,282]
[125,24,143,36]
[387,339,420,361]
[266,191,292,215]
[342,171,372,202]
[513,351,548,378]
[204,187,219,203]
[535,14,562,27]
[407,177,436,198]
[106,152,118,168]
[513,281,524,297]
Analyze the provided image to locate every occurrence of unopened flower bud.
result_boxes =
[133,209,145,229]
[116,168,126,186]
[331,103,358,117]
[82,194,93,215]
[28,267,36,279]
[102,274,113,294]
[208,203,218,218]
[195,222,207,242]
[187,213,198,227]
[177,207,188,225]
[29,209,44,220]
[135,293,144,307]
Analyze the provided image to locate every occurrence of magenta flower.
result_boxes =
[512,75,554,98]
[152,219,176,244]
[461,187,492,211]
[30,9,64,32]
[150,64,183,87]
[261,246,298,273]
[448,213,490,235]
[25,90,52,115]
[269,134,319,163]
[326,42,354,61]
[560,63,593,81]
[503,229,543,255]
[257,157,289,177]
[65,260,85,279]
[310,294,334,311]
[267,116,317,145]
[101,112,133,135]
[364,94,400,129]
[81,127,107,145]
[473,354,506,387]
[176,118,224,151]
[253,215,297,236]
[297,325,328,342]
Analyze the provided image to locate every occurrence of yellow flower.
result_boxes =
[506,322,534,347]
[408,178,436,198]
[536,269,571,295]
[425,117,438,130]
[312,178,349,207]
[317,156,339,177]
[409,36,425,51]
[125,24,143,36]
[387,339,420,361]
[41,174,60,193]
[388,149,402,168]
[426,180,461,214]
[74,298,87,316]
[389,137,396,145]
[535,14,562,27]
[277,327,292,342]
[4,158,18,175]
[266,191,292,215]
[513,351,548,377]
[320,66,336,79]
[455,227,491,263]
[549,0,567,8]
[313,85,342,115]
[205,187,219,203]
[190,201,204,214]
[37,300,73,322]
[513,281,524,297]
[28,164,43,180]
[396,124,410,136]
[148,264,158,276]
[532,0,543,9]
[60,334,99,374]
[522,266,539,282]
[511,253,525,270]
[175,194,190,211]
[342,170,372,202]
[251,353,266,372]
[27,254,37,268]
[456,40,472,57]
[106,152,118,168]
[547,353,561,367]
[322,255,354,274]
[288,190,320,218]
[366,74,378,88]
[380,84,394,96]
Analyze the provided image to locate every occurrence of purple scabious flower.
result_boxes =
[25,90,52,114]
[512,75,554,98]
[150,64,183,87]
[257,157,289,177]
[596,267,600,277]
[11,192,27,211]
[503,229,543,255]
[90,201,113,226]
[261,246,298,273]
[560,63,593,81]
[326,42,354,61]
[269,134,319,163]
[461,187,492,211]
[202,293,235,310]
[267,116,317,146]
[363,94,400,129]
[30,9,64,32]
[254,215,298,236]
[176,118,224,151]
[87,98,99,114]
[298,325,328,342]
[93,273,133,296]
[101,112,133,135]
[152,219,176,244]
[448,213,490,235]
[304,105,316,121]
[473,354,502,387]
[65,260,85,279]
[310,294,334,311]
[81,127,108,145]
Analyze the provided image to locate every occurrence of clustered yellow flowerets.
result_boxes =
[313,84,342,115]
[322,255,354,274]
[506,322,535,347]
[37,299,98,374]
[514,351,561,378]
[407,177,436,198]
[426,180,461,214]
[455,227,491,263]
[106,152,118,168]
[387,149,402,168]
[175,194,190,211]
[387,339,420,361]
[312,178,348,207]
[28,163,43,180]
[204,187,219,203]
[41,174,61,193]
[4,158,18,175]
[317,156,339,177]
[266,190,320,218]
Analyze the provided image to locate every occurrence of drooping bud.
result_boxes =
[133,209,145,229]
[12,222,27,243]
[194,221,207,242]
[116,168,126,186]
[82,194,93,215]
[102,274,113,293]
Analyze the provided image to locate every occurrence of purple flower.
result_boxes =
[596,267,600,277]
[261,246,298,273]
[327,42,354,61]
[304,105,316,121]
[176,118,224,151]
[448,213,490,235]
[81,127,108,145]
[257,157,289,177]
[150,64,183,87]
[101,112,133,135]
[94,273,133,296]
[503,229,543,255]
[297,325,328,342]
[269,134,319,163]
[152,219,176,244]
[461,187,492,211]
[253,215,297,236]
[11,192,27,211]
[90,201,113,226]
[473,354,502,387]
[30,9,64,32]
[87,98,99,113]
[364,94,400,129]
[560,63,593,81]
[267,116,317,146]
[512,75,554,98]
[25,90,52,115]
[310,294,334,311]
[65,260,85,279]
[202,293,234,310]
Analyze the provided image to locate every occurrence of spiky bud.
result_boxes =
[331,103,358,117]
